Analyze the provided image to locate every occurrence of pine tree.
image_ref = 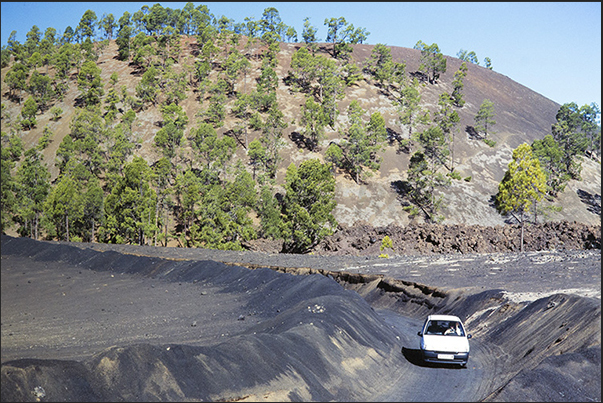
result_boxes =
[414,41,447,84]
[14,147,51,239]
[77,60,104,106]
[395,78,430,149]
[1,133,22,232]
[433,93,460,170]
[135,66,158,106]
[365,43,393,86]
[474,99,496,139]
[531,134,569,197]
[28,71,54,111]
[301,17,318,53]
[4,62,29,104]
[579,102,601,159]
[281,159,337,253]
[495,143,547,252]
[258,184,282,239]
[451,62,468,107]
[405,150,449,223]
[551,102,589,180]
[100,157,157,245]
[336,101,387,183]
[173,168,203,243]
[20,96,38,129]
[299,96,327,150]
[76,9,98,42]
[43,165,82,241]
[116,11,133,61]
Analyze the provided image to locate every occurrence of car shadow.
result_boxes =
[401,347,465,369]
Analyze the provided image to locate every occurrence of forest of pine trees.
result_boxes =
[1,3,600,251]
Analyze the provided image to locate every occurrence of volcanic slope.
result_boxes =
[1,235,600,402]
[1,38,599,232]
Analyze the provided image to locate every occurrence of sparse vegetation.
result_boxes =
[0,3,599,251]
[447,170,462,180]
[495,143,547,252]
[474,99,496,139]
[483,138,496,147]
[379,235,394,258]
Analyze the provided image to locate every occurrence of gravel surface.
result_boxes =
[1,235,600,402]
[66,240,601,300]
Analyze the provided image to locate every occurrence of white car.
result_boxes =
[417,314,472,367]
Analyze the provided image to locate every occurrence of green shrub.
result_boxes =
[447,170,462,180]
[483,138,496,147]
[380,235,394,258]
[50,106,63,121]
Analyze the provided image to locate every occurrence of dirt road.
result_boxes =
[1,235,600,402]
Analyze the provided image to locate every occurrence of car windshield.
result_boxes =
[425,320,465,336]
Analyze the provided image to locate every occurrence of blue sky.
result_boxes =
[1,2,601,110]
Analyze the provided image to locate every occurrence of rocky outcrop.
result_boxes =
[314,221,601,256]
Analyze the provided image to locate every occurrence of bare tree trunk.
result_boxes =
[66,214,69,242]
[450,130,455,171]
[520,212,525,253]
[244,70,248,149]
[154,202,159,247]
[164,208,169,247]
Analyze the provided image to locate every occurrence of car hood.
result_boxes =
[421,335,470,353]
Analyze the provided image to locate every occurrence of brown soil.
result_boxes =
[1,38,600,236]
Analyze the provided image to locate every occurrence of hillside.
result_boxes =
[1,36,600,242]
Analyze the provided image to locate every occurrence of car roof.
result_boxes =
[427,314,462,322]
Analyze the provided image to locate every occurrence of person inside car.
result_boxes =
[445,322,461,336]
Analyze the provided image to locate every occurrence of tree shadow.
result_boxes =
[387,128,413,155]
[576,189,601,215]
[386,127,401,146]
[409,70,428,83]
[188,42,201,57]
[128,63,145,77]
[3,91,22,104]
[289,131,316,151]
[73,96,86,108]
[372,81,390,97]
[466,125,483,140]
[488,194,517,224]
[391,180,412,205]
